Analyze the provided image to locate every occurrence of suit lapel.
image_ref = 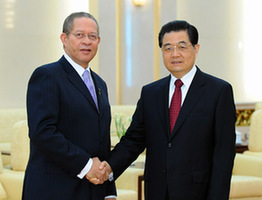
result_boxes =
[155,76,171,138]
[171,68,206,138]
[59,57,99,113]
[90,69,103,114]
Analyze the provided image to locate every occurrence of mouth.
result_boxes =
[171,60,182,65]
[80,48,92,53]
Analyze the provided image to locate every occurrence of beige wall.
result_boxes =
[0,0,261,108]
[177,0,245,103]
[0,0,88,108]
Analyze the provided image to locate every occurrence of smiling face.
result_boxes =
[60,17,100,69]
[161,30,200,79]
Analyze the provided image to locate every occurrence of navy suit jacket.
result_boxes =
[22,56,116,200]
[108,67,236,200]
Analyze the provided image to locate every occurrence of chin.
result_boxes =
[169,66,183,72]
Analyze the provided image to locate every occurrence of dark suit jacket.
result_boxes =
[108,67,236,200]
[22,56,116,200]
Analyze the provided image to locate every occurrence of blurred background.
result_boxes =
[0,0,261,108]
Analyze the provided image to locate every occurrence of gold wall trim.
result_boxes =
[116,0,123,104]
[153,0,161,81]
[89,0,99,73]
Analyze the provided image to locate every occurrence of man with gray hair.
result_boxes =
[22,12,116,200]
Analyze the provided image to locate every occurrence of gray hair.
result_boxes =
[62,12,100,36]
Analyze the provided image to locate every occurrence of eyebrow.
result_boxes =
[178,41,187,44]
[162,43,171,47]
[74,30,98,34]
[162,41,187,47]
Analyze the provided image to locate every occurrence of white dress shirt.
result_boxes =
[169,65,197,108]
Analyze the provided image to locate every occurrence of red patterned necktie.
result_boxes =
[169,79,183,133]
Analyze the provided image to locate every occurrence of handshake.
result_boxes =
[86,157,113,185]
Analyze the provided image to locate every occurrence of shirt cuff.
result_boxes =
[77,158,93,179]
[108,172,114,181]
[105,195,117,199]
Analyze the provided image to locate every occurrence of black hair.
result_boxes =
[158,20,198,47]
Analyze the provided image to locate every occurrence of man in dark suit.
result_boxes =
[22,12,116,200]
[100,20,236,200]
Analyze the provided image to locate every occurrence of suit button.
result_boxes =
[168,143,172,148]
[163,169,167,173]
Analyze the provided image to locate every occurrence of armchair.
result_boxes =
[0,109,26,166]
[0,158,7,199]
[243,110,262,156]
[230,153,262,199]
[0,118,139,200]
[132,154,262,200]
[255,102,262,111]
[0,120,28,200]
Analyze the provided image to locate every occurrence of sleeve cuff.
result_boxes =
[105,195,117,199]
[108,172,114,181]
[77,158,93,179]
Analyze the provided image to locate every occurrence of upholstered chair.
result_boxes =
[255,102,262,111]
[230,153,262,199]
[243,110,262,156]
[0,114,140,200]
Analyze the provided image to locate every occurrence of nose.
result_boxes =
[81,35,92,44]
[171,47,180,57]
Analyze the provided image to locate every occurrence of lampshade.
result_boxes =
[132,0,147,6]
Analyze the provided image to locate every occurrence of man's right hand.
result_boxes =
[85,157,110,185]
[86,157,112,185]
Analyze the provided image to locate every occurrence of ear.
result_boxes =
[194,44,200,55]
[97,36,101,45]
[60,33,68,47]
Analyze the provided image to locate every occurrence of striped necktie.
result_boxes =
[82,70,98,109]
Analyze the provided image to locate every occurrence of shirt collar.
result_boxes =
[170,65,197,89]
[64,53,90,79]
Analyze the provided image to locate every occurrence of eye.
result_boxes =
[179,44,187,49]
[178,45,185,50]
[75,33,84,38]
[88,34,98,40]
[178,43,189,51]
[163,45,173,52]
